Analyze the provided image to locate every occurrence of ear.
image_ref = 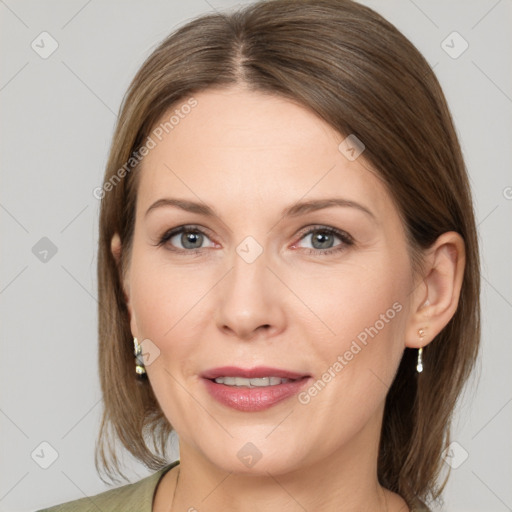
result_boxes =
[405,231,466,349]
[111,233,137,336]
[111,232,122,266]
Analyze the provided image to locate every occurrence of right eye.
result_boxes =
[157,225,217,254]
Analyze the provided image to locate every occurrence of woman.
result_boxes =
[37,0,480,510]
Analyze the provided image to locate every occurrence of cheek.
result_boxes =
[129,251,210,340]
[128,256,209,427]
[288,256,411,417]
[128,251,221,400]
[291,255,409,345]
[291,268,408,433]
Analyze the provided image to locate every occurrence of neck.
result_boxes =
[174,455,386,512]
[169,411,396,511]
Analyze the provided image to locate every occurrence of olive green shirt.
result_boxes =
[36,460,179,512]
[36,459,429,511]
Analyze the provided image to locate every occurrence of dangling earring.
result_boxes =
[417,328,426,373]
[134,337,146,376]
[416,347,424,373]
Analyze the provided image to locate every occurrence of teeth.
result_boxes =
[213,376,293,387]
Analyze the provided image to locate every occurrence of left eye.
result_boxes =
[293,227,352,254]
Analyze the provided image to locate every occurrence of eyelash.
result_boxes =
[156,224,354,257]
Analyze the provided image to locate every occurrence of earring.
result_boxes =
[416,347,423,373]
[134,337,146,376]
[416,328,426,373]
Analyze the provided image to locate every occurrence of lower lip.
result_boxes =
[203,377,311,412]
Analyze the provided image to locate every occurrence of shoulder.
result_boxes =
[35,461,179,512]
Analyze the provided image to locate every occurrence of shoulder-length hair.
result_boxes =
[95,0,480,507]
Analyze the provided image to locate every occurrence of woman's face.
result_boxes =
[120,86,418,475]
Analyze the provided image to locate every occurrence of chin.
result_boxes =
[192,437,308,477]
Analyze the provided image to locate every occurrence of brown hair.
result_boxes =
[95,0,480,507]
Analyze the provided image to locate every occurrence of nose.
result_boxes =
[214,248,286,342]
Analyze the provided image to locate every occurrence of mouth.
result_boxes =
[210,376,297,387]
[200,366,311,411]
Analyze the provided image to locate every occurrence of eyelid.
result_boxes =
[294,225,354,244]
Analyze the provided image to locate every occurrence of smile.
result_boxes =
[201,366,311,411]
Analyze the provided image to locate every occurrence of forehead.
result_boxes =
[136,87,393,221]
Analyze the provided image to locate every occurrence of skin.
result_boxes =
[111,86,465,511]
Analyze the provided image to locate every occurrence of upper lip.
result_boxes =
[201,366,310,380]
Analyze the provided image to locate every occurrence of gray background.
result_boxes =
[1,1,511,511]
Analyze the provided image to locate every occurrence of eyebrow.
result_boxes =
[144,197,375,220]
